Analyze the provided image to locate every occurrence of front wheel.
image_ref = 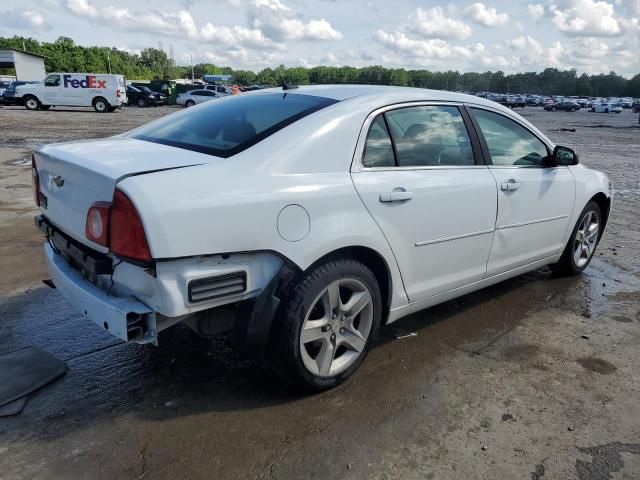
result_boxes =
[268,258,382,392]
[137,98,148,108]
[185,100,195,107]
[24,96,40,110]
[552,201,602,276]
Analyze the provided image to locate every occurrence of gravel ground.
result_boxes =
[0,103,639,480]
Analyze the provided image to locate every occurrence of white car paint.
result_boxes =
[176,89,221,106]
[16,72,127,109]
[35,85,611,346]
[591,103,623,113]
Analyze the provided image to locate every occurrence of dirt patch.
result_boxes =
[576,357,617,375]
[576,442,640,480]
[612,315,633,323]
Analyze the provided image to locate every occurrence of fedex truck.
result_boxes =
[15,73,127,112]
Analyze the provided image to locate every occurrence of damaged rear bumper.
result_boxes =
[45,243,157,343]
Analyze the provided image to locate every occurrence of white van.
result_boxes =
[16,73,127,112]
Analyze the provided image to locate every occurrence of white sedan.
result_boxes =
[591,103,622,113]
[33,85,612,391]
[176,89,221,107]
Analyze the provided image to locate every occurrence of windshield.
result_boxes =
[139,86,153,93]
[128,86,141,93]
[129,93,338,158]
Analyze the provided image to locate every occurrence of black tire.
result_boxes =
[605,109,609,113]
[552,201,602,276]
[267,257,382,392]
[93,97,109,113]
[571,108,576,112]
[185,100,195,107]
[24,95,40,111]
[137,98,148,108]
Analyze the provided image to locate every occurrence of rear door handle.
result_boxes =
[500,179,521,191]
[379,190,413,202]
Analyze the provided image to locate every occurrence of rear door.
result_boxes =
[351,103,498,303]
[469,107,575,276]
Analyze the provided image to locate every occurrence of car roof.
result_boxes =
[251,84,505,110]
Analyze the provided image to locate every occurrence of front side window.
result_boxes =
[385,106,475,167]
[472,108,548,166]
[362,115,395,168]
[130,93,337,158]
[44,75,60,87]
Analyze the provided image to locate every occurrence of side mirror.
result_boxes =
[551,145,579,166]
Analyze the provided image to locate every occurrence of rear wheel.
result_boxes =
[552,201,601,276]
[93,97,109,113]
[268,257,382,392]
[24,96,40,110]
[185,100,195,107]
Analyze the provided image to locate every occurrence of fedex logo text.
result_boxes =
[63,75,107,89]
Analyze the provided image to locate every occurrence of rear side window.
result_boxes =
[385,106,474,167]
[130,93,337,158]
[363,116,395,168]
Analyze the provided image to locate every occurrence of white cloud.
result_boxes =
[466,3,509,27]
[407,7,473,40]
[248,0,343,41]
[200,24,282,50]
[66,0,198,37]
[549,0,623,36]
[373,30,475,62]
[0,9,52,31]
[527,3,545,20]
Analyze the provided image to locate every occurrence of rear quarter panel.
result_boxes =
[118,101,409,309]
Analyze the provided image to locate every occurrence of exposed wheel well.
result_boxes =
[590,192,611,237]
[307,246,392,323]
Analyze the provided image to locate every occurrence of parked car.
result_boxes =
[1,81,37,105]
[15,73,127,112]
[135,85,167,105]
[591,103,622,113]
[544,101,580,112]
[501,95,526,108]
[126,85,164,107]
[0,80,11,98]
[201,84,231,96]
[176,89,221,106]
[33,86,611,391]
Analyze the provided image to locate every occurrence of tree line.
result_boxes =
[2,36,639,97]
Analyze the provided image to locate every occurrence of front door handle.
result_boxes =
[500,179,521,191]
[379,190,413,202]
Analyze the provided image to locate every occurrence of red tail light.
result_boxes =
[110,189,152,263]
[116,89,121,97]
[32,154,40,206]
[85,202,111,246]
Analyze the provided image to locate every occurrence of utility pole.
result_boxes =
[191,53,194,83]
[107,50,112,74]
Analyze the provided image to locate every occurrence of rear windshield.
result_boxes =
[129,93,338,158]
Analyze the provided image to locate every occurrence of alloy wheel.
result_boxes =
[573,210,599,268]
[300,278,374,377]
[26,98,38,110]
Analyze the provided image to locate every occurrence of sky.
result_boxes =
[1,0,639,75]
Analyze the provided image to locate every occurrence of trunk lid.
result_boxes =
[35,137,206,251]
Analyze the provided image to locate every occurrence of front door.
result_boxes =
[351,104,498,303]
[469,107,575,276]
[41,74,62,104]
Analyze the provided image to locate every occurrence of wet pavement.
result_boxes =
[0,105,639,479]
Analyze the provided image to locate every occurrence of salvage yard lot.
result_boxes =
[1,104,639,479]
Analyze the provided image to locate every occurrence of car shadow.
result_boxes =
[0,266,588,442]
